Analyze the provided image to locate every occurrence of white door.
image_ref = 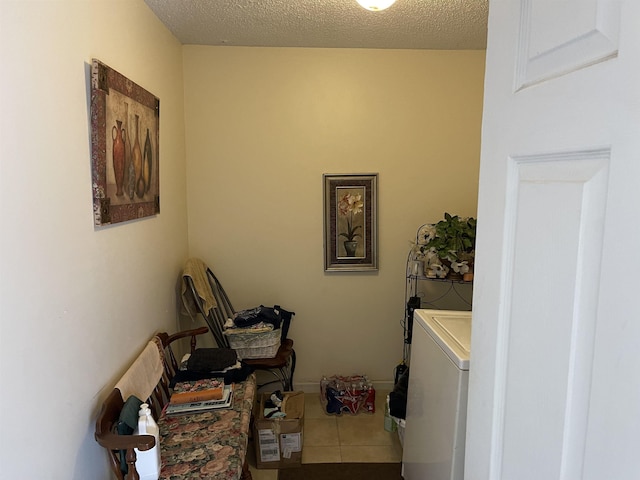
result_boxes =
[466,2,640,480]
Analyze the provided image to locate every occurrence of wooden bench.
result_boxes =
[95,327,255,480]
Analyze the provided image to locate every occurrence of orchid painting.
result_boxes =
[323,174,378,271]
[337,192,364,242]
[336,190,364,257]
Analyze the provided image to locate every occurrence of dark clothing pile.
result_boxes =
[170,363,254,387]
[234,306,282,329]
[169,347,254,387]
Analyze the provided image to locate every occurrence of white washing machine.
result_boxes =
[402,309,471,480]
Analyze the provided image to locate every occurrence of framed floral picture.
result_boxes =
[90,59,160,226]
[323,173,378,271]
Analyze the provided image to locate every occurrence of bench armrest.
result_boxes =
[95,389,156,480]
[157,326,209,377]
[96,328,209,480]
[163,326,209,349]
[95,431,155,451]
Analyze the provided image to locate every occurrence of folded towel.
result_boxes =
[115,338,164,402]
[181,258,217,316]
[224,322,274,335]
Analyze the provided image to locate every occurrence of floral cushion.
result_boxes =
[159,374,256,479]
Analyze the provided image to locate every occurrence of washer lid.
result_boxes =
[415,309,472,370]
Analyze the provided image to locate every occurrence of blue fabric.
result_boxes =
[116,395,143,474]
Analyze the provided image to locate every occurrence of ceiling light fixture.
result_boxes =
[356,0,396,12]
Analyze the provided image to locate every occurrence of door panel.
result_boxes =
[500,151,609,479]
[516,0,620,89]
[466,1,640,479]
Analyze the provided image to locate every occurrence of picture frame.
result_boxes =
[90,59,160,226]
[323,173,378,272]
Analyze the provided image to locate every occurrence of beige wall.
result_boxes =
[0,1,187,478]
[1,3,484,475]
[182,47,485,388]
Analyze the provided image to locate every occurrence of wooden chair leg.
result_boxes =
[241,456,253,480]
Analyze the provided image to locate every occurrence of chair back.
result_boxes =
[182,259,234,348]
[181,258,297,391]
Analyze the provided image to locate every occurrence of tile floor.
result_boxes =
[248,390,403,480]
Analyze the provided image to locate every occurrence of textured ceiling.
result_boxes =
[144,0,488,50]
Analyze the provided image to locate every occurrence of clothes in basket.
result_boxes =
[224,305,295,359]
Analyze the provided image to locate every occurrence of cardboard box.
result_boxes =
[253,391,304,469]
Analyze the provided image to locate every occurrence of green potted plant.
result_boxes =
[416,213,477,279]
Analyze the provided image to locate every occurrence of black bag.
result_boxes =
[187,348,238,373]
[278,306,295,342]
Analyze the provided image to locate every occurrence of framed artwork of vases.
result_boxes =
[323,173,378,272]
[90,59,160,226]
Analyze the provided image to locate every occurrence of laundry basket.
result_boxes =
[224,328,281,359]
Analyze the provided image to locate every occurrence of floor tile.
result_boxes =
[340,444,403,463]
[336,413,395,446]
[303,393,327,419]
[304,417,340,446]
[265,388,404,468]
[248,465,279,480]
[302,445,342,464]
